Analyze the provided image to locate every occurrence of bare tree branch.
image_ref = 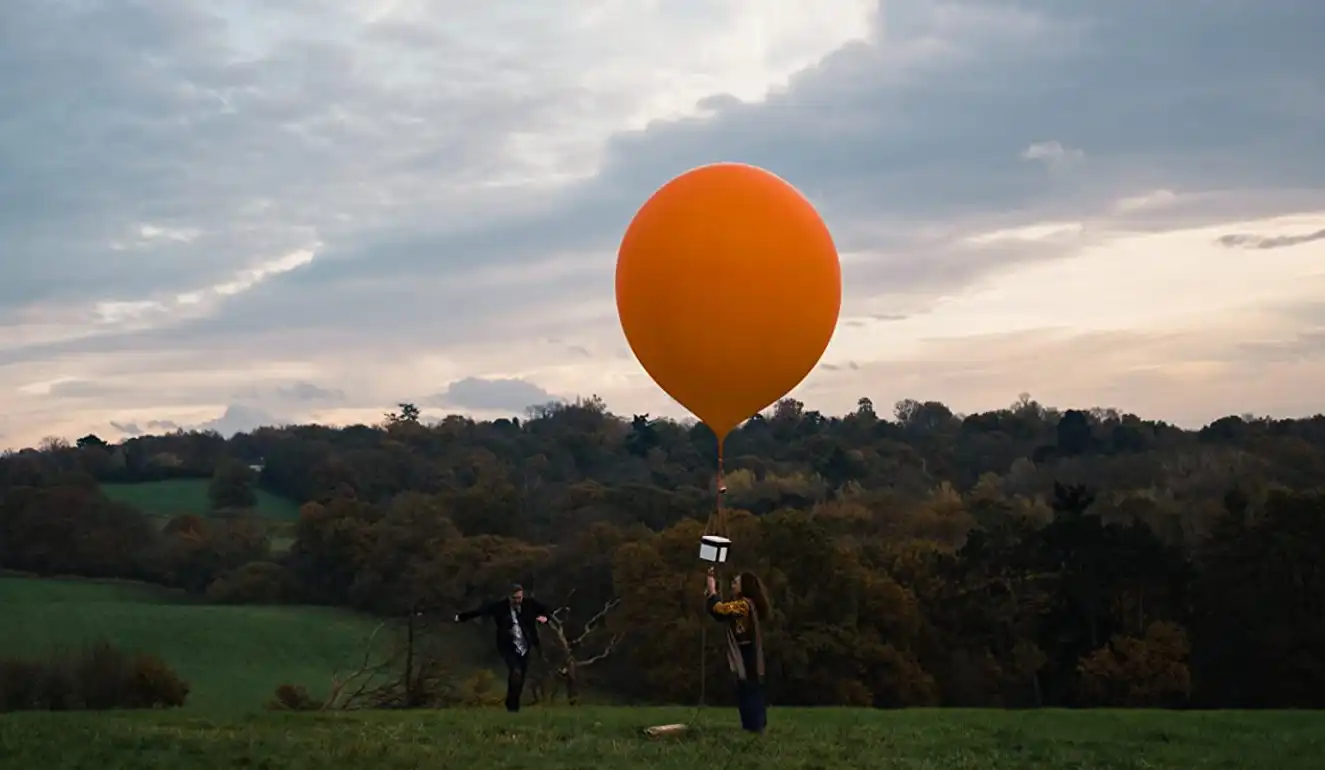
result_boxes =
[571,598,620,648]
[321,619,398,711]
[577,633,622,667]
[546,616,573,655]
[541,596,622,704]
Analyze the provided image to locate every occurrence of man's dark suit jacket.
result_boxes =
[457,597,551,656]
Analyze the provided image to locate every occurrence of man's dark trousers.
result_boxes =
[502,647,530,712]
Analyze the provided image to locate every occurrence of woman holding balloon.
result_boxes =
[705,566,771,733]
[617,161,842,733]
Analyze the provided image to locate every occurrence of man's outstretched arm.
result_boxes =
[455,601,498,622]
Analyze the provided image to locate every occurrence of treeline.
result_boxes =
[2,395,1324,708]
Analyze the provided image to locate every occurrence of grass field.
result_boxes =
[0,577,395,711]
[101,479,302,521]
[0,708,1320,770]
[5,578,1320,769]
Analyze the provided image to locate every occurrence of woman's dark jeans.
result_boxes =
[736,679,767,732]
[736,642,766,732]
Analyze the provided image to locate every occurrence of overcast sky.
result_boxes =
[2,0,1323,449]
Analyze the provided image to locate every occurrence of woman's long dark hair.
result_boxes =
[738,572,771,619]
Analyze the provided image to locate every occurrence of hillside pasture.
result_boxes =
[0,577,436,712]
[100,479,302,521]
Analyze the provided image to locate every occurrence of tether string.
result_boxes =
[694,441,725,722]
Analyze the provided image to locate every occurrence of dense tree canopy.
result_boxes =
[3,394,1324,708]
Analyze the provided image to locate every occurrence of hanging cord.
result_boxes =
[698,624,707,708]
[690,446,725,727]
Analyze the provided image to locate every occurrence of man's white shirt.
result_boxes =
[510,603,528,656]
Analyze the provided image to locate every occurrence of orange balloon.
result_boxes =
[616,163,841,443]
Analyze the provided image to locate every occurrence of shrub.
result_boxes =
[41,659,77,710]
[266,683,322,711]
[0,640,189,712]
[1077,621,1192,707]
[72,641,129,709]
[124,651,190,708]
[206,561,292,604]
[0,658,46,711]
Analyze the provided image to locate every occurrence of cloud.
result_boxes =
[832,327,1324,426]
[228,380,347,406]
[274,381,345,402]
[21,378,120,399]
[1113,189,1179,214]
[193,405,286,438]
[109,421,142,437]
[428,377,559,413]
[108,419,181,438]
[1021,140,1085,172]
[2,0,1325,448]
[111,408,277,440]
[547,338,594,358]
[1216,228,1325,251]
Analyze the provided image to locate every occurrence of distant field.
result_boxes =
[0,577,408,712]
[1,707,1320,770]
[101,479,302,521]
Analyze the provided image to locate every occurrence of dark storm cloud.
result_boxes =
[133,0,1325,343]
[585,0,1324,222]
[0,0,585,315]
[1,0,1323,360]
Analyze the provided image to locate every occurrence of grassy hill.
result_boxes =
[0,577,487,712]
[1,707,1320,770]
[3,579,1323,769]
[101,479,302,521]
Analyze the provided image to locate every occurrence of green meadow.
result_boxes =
[1,707,1319,770]
[3,578,1323,769]
[100,479,302,521]
[0,578,381,712]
